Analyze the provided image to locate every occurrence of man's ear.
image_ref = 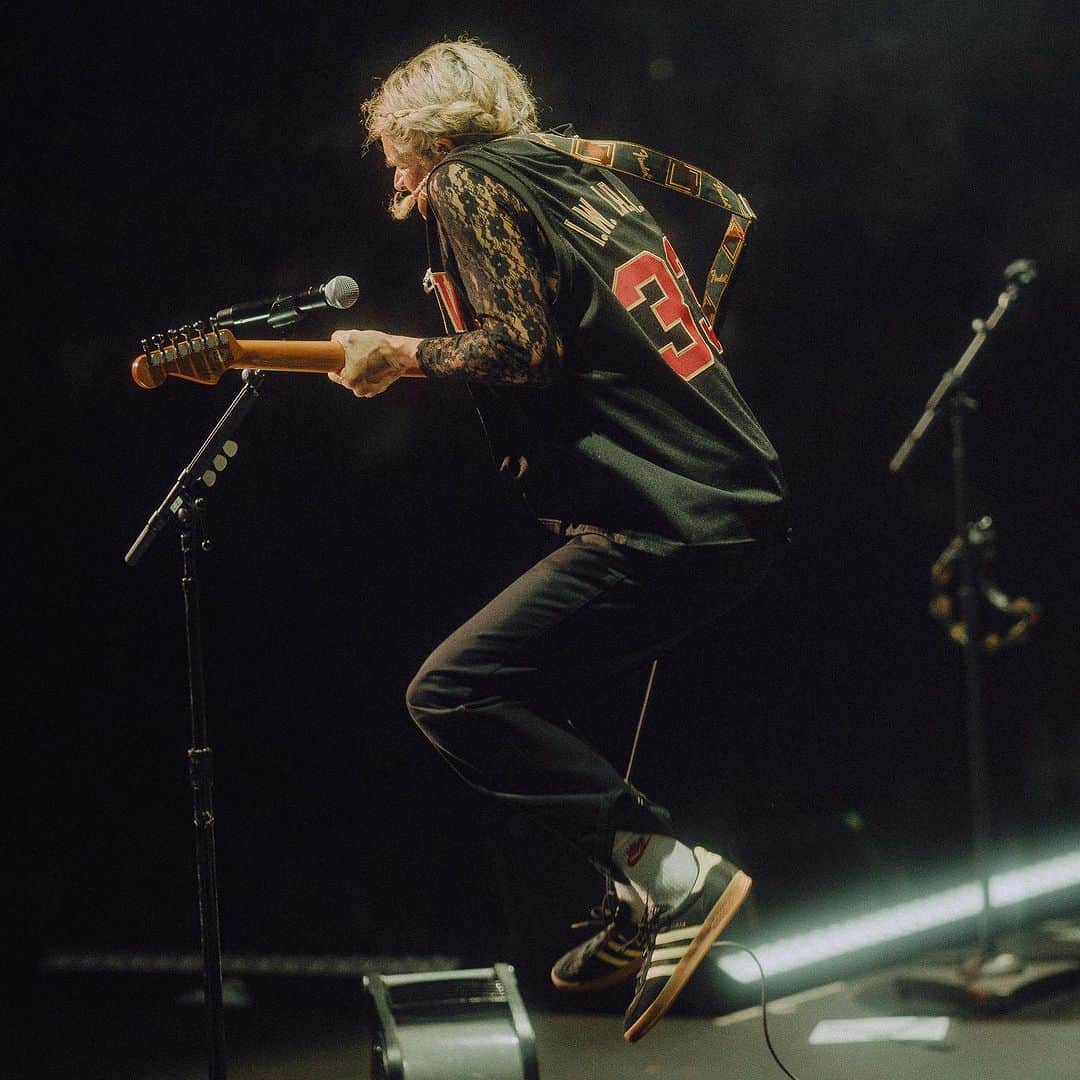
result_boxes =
[434,137,455,156]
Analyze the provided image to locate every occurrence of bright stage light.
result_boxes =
[718,849,1080,984]
[989,851,1080,907]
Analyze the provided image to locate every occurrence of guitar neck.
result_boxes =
[131,329,346,388]
[229,337,344,374]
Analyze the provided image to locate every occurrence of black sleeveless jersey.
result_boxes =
[425,132,787,554]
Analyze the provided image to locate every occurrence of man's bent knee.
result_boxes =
[405,651,471,727]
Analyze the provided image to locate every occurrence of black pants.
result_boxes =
[406,532,776,876]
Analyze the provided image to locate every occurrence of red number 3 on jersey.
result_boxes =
[612,237,723,381]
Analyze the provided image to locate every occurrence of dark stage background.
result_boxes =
[19,0,1080,999]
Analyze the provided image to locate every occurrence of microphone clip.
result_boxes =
[265,294,308,331]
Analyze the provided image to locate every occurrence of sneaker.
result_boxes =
[623,846,751,1042]
[550,899,645,992]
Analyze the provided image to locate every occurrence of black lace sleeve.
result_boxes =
[416,159,563,386]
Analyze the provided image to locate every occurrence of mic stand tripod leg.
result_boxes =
[179,503,228,1079]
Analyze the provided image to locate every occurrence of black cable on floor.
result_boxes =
[714,941,803,1080]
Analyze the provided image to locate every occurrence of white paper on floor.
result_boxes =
[809,1017,950,1044]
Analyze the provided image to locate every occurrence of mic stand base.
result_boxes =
[896,947,1080,1015]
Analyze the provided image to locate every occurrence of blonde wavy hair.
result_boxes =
[363,38,539,162]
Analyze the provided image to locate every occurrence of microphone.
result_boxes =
[214,275,359,331]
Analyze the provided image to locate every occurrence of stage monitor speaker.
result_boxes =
[364,963,539,1080]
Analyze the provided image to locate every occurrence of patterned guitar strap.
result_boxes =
[529,130,757,330]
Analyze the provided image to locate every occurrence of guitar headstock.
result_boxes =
[132,323,240,389]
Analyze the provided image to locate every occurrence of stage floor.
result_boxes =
[25,930,1080,1079]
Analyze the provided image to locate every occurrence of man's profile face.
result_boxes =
[381,135,430,198]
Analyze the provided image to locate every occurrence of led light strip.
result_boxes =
[718,850,1080,984]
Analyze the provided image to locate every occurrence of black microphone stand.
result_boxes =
[890,262,1078,1010]
[126,368,267,1080]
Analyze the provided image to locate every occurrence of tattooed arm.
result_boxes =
[417,160,563,386]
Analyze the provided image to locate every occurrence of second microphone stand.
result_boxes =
[890,261,1078,1010]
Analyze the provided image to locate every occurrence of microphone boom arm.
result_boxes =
[889,262,1035,474]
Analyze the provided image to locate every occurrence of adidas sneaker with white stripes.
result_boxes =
[550,899,645,992]
[622,846,752,1043]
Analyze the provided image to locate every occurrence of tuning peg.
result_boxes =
[152,333,166,351]
[167,328,179,345]
[140,337,152,356]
